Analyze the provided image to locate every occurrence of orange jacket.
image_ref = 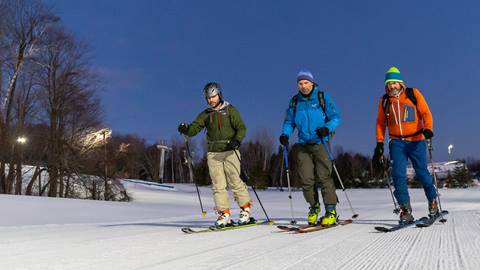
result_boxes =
[376,88,433,142]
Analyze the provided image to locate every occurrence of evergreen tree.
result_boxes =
[453,166,472,188]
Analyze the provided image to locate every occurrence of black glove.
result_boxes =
[372,142,384,167]
[279,134,289,147]
[178,123,188,134]
[315,127,329,138]
[227,139,241,150]
[423,129,434,139]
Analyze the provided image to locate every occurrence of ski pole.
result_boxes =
[183,135,207,217]
[282,146,297,225]
[321,138,359,219]
[381,156,400,214]
[426,139,447,223]
[233,149,273,224]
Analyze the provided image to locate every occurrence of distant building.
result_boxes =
[406,160,467,180]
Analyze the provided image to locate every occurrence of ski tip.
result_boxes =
[290,220,297,225]
[352,214,359,219]
[277,225,299,232]
[374,226,391,233]
[181,228,194,234]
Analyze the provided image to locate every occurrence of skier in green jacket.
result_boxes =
[178,82,253,227]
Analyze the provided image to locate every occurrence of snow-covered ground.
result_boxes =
[1,181,479,270]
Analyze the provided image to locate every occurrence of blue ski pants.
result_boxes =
[389,139,437,205]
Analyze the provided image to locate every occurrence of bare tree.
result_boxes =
[34,25,102,197]
[12,62,42,194]
[0,0,58,194]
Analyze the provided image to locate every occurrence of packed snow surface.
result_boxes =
[1,181,479,270]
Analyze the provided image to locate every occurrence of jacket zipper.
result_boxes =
[396,99,404,137]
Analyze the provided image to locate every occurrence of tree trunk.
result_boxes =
[14,161,22,195]
[47,167,58,197]
[6,162,16,193]
[92,182,97,200]
[48,108,59,197]
[64,175,70,198]
[0,162,6,193]
[58,170,64,198]
[25,166,44,195]
[38,171,42,196]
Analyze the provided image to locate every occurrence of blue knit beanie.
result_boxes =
[297,70,315,83]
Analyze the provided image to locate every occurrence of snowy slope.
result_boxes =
[1,181,479,270]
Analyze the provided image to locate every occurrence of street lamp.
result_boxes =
[15,136,27,195]
[80,128,112,200]
[448,144,453,161]
[17,136,27,144]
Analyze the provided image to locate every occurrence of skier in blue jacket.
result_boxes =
[280,70,341,225]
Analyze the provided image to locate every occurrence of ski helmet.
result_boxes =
[203,82,223,100]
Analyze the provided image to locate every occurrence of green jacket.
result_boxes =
[185,101,246,152]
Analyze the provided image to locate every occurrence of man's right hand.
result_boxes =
[372,142,384,167]
[178,123,188,134]
[279,134,289,147]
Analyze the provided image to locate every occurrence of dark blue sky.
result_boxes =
[49,0,479,161]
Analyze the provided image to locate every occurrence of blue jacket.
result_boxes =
[282,87,341,144]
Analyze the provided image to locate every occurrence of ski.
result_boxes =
[298,219,352,233]
[374,221,417,233]
[375,210,448,232]
[277,223,312,232]
[277,219,353,233]
[181,218,270,234]
[416,210,449,228]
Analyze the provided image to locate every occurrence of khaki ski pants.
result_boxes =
[207,150,251,212]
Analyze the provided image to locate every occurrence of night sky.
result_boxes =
[49,0,480,161]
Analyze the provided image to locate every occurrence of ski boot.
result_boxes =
[308,202,321,225]
[215,209,232,228]
[238,203,252,225]
[428,200,439,218]
[399,204,414,225]
[320,205,337,226]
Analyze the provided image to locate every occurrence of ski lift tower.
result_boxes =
[156,145,173,183]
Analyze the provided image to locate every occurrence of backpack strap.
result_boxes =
[317,90,328,121]
[405,88,417,106]
[288,95,298,129]
[290,95,298,111]
[381,93,390,126]
[381,93,390,114]
[317,90,335,137]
